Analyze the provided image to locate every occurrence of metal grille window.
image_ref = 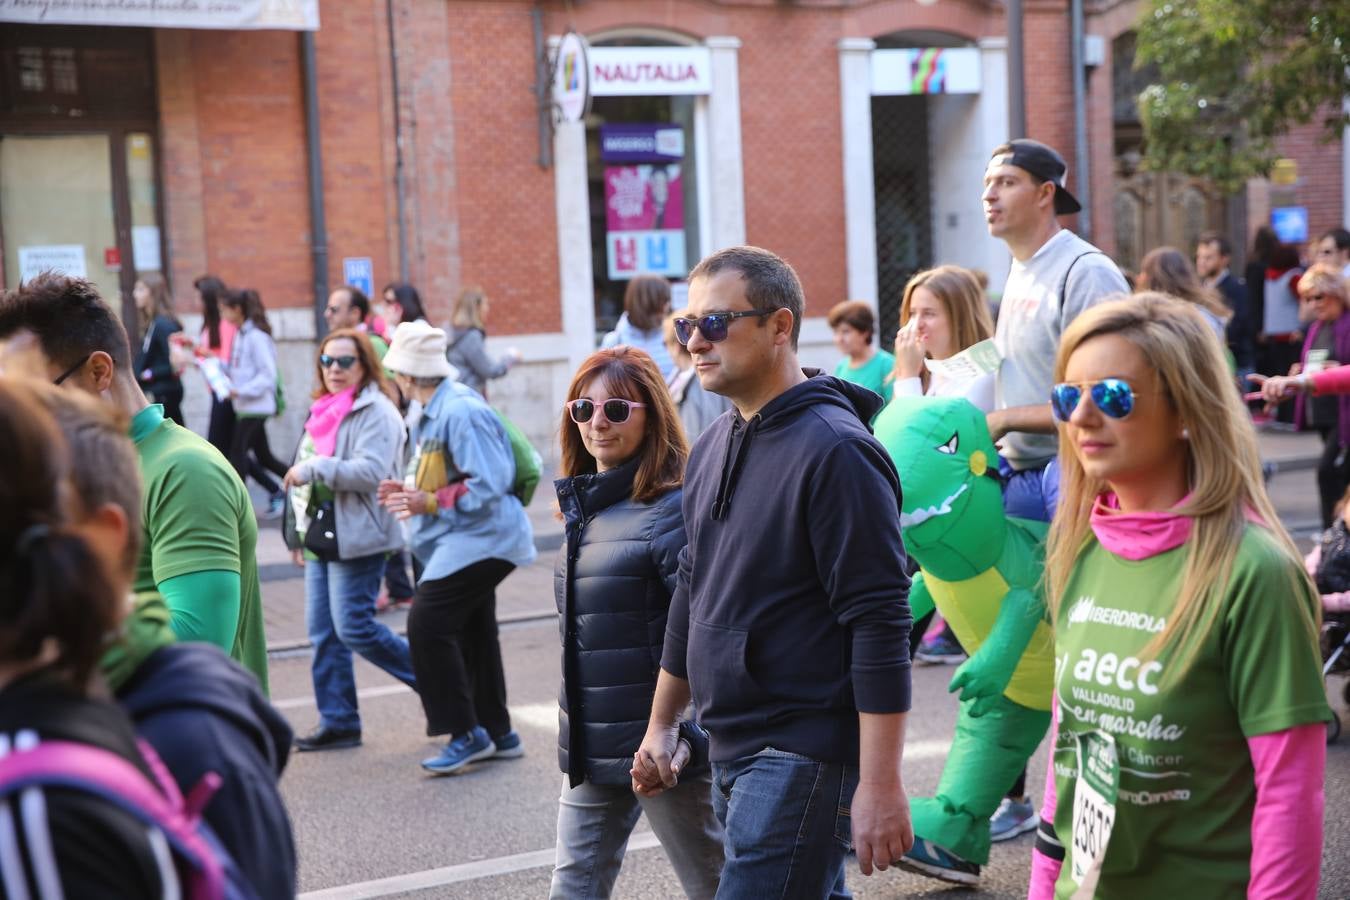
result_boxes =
[50,48,78,94]
[871,94,932,351]
[17,47,43,92]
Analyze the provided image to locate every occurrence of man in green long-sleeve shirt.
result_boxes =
[0,273,268,694]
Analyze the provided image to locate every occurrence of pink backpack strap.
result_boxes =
[137,738,223,821]
[0,740,225,900]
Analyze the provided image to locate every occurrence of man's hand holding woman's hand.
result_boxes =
[631,723,689,797]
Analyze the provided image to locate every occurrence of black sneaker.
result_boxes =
[294,726,362,752]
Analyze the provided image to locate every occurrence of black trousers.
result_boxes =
[208,395,235,455]
[229,416,288,495]
[384,550,415,600]
[409,558,515,738]
[1317,426,1350,528]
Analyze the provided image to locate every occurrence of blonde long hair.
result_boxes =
[451,287,488,331]
[897,265,994,390]
[1046,293,1317,675]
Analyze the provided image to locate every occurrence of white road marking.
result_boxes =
[281,685,953,896]
[294,739,954,897]
[272,684,414,710]
[298,831,661,899]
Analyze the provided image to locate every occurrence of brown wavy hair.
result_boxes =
[310,328,397,402]
[558,346,687,504]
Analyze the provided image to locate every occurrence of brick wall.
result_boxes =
[736,8,848,318]
[1023,0,1078,230]
[314,0,396,308]
[441,2,561,334]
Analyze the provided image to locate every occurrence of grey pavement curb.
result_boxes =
[258,532,564,584]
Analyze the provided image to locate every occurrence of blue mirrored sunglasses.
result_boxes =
[1050,378,1137,422]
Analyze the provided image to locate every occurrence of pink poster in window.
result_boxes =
[604,165,684,232]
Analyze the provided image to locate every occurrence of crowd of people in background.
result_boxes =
[0,135,1339,900]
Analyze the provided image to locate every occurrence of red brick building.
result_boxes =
[2,0,1345,448]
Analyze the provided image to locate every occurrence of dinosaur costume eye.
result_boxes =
[937,433,959,455]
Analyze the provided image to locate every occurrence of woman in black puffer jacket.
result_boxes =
[549,346,723,900]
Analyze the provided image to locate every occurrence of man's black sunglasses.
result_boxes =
[53,353,91,386]
[672,310,776,345]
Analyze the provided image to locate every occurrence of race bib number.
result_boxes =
[1070,730,1119,899]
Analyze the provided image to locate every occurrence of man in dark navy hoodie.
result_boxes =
[633,246,915,898]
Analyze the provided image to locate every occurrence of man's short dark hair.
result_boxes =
[1321,228,1350,252]
[1197,231,1232,257]
[688,246,805,348]
[0,272,132,373]
[338,285,370,321]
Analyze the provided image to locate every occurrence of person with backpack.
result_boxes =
[446,287,521,397]
[221,288,289,519]
[378,321,536,775]
[0,274,269,693]
[0,379,199,897]
[282,329,418,753]
[32,383,296,899]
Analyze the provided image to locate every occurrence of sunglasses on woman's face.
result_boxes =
[1050,378,1138,422]
[566,398,646,424]
[672,309,776,345]
[319,354,358,370]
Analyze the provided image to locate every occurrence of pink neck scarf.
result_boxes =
[1090,491,1267,560]
[305,386,358,457]
[1089,492,1194,560]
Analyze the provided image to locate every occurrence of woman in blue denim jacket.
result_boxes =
[379,321,536,775]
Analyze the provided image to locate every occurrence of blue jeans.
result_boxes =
[712,748,857,900]
[305,552,417,731]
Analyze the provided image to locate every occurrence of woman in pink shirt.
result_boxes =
[194,274,238,455]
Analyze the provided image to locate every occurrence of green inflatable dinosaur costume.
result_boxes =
[874,395,1055,884]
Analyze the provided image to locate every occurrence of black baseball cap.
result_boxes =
[988,139,1082,215]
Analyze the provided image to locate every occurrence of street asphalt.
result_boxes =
[251,426,1349,898]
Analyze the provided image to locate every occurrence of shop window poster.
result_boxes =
[601,123,687,280]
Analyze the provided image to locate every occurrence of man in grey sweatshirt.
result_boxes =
[981,139,1129,522]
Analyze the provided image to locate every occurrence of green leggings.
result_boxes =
[910,693,1051,863]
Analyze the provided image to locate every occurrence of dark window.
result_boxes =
[1,26,153,122]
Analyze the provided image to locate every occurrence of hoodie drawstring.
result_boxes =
[712,414,759,521]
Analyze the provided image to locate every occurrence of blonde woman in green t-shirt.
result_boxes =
[1030,293,1330,899]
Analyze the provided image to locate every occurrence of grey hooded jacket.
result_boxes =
[294,383,406,560]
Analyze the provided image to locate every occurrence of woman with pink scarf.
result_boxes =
[1032,294,1329,899]
[282,329,417,753]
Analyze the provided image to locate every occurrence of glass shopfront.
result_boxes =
[0,26,164,323]
[584,42,710,333]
